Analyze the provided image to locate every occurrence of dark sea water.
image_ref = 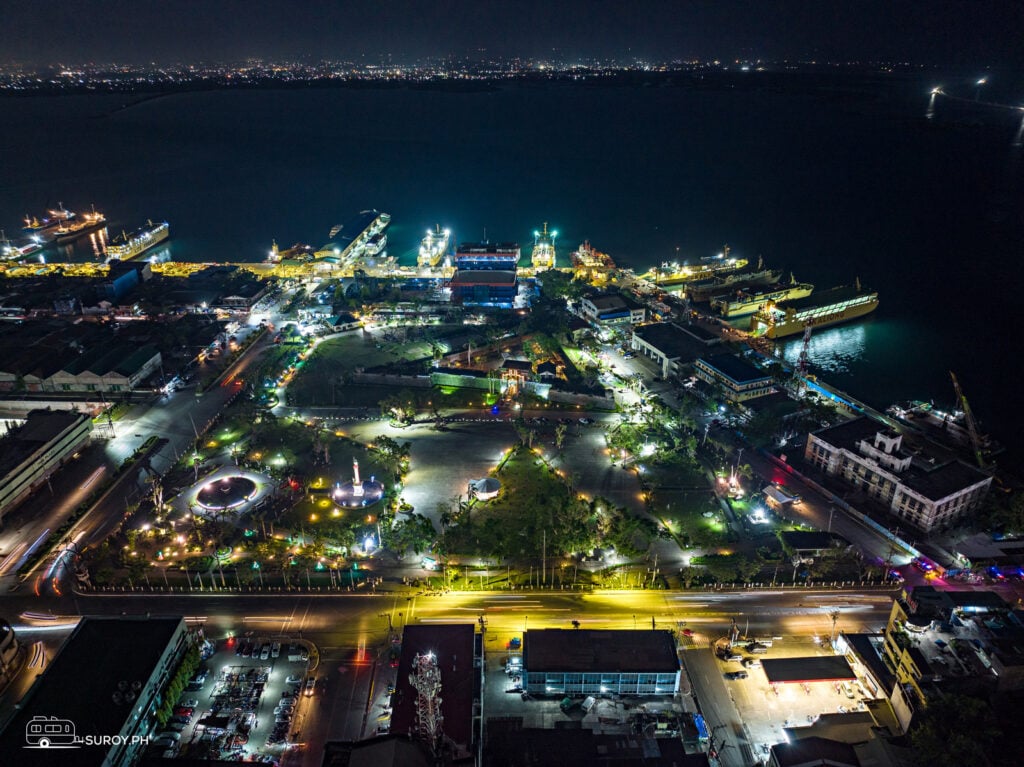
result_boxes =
[1,76,1022,455]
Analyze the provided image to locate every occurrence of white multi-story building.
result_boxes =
[805,418,991,532]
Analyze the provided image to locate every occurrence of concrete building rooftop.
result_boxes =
[524,629,678,673]
[698,353,771,384]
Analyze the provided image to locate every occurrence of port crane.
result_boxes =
[949,370,988,469]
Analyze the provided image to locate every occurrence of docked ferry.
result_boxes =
[684,256,780,301]
[644,245,753,287]
[105,220,170,260]
[53,207,107,243]
[418,225,451,268]
[363,231,387,257]
[531,222,557,269]
[318,210,390,264]
[711,276,814,317]
[750,281,878,339]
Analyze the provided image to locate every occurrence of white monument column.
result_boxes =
[352,458,364,496]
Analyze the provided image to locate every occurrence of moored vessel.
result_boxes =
[750,281,878,339]
[418,225,451,268]
[711,275,814,317]
[645,245,750,286]
[570,240,616,282]
[105,220,170,260]
[53,207,106,243]
[531,222,557,269]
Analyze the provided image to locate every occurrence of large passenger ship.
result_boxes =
[105,220,169,260]
[749,281,878,339]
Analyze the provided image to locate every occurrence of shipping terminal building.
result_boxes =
[804,418,991,532]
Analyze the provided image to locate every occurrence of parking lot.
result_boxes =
[148,635,315,762]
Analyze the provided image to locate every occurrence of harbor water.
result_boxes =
[0,75,1022,454]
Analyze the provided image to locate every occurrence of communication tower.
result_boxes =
[409,651,444,756]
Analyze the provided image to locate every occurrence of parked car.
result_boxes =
[178,699,199,709]
[261,644,271,660]
[285,674,303,684]
[173,707,193,717]
[271,642,281,658]
[170,715,191,725]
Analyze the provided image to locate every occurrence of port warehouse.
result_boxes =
[0,616,189,767]
[0,410,92,524]
[804,418,991,533]
[523,629,680,696]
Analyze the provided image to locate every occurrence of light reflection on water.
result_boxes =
[777,324,867,375]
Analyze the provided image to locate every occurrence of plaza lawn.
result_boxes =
[633,450,729,548]
[287,333,404,405]
[441,446,652,561]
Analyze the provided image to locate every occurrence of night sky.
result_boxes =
[0,0,1021,67]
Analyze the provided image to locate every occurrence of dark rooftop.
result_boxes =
[451,270,517,285]
[761,656,856,684]
[902,460,991,501]
[678,322,719,343]
[810,417,883,453]
[632,322,706,362]
[0,410,89,479]
[524,629,678,673]
[697,353,772,384]
[502,359,533,372]
[770,736,860,767]
[839,633,895,693]
[389,624,476,752]
[0,616,185,766]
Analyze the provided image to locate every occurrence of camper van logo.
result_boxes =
[25,716,151,749]
[25,716,80,749]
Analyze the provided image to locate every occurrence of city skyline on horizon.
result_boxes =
[0,0,1021,70]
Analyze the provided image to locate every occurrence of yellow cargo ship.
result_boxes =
[642,244,748,286]
[750,282,878,338]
